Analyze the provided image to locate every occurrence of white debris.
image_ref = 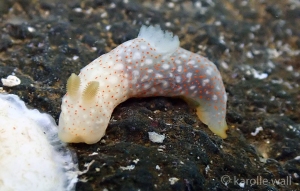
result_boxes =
[294,156,300,160]
[220,61,229,69]
[267,48,280,58]
[100,12,107,18]
[120,165,135,171]
[205,165,210,174]
[105,25,111,31]
[133,159,139,164]
[239,182,245,188]
[72,55,79,61]
[252,69,268,79]
[286,65,293,72]
[119,159,139,171]
[251,126,263,136]
[73,8,82,13]
[78,160,95,175]
[88,152,98,156]
[157,145,166,152]
[1,75,21,87]
[169,177,179,185]
[246,51,254,58]
[148,132,165,143]
[27,26,36,32]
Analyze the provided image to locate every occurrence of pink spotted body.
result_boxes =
[58,25,228,144]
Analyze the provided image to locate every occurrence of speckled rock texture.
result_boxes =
[0,0,299,190]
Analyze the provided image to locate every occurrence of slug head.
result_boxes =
[59,74,107,144]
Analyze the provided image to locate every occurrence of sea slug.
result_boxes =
[0,94,78,191]
[58,25,228,144]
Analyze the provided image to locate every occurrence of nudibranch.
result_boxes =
[58,25,228,144]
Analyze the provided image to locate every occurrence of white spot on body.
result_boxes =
[186,72,192,82]
[140,45,147,50]
[133,52,141,60]
[206,69,212,75]
[95,119,103,125]
[212,94,218,101]
[162,63,170,70]
[147,69,153,73]
[108,75,119,84]
[106,61,114,67]
[132,70,139,76]
[190,85,196,90]
[192,90,197,96]
[161,81,169,88]
[113,63,124,70]
[202,79,210,86]
[175,76,181,83]
[177,65,182,72]
[145,59,153,65]
[143,83,151,89]
[187,60,195,65]
[155,73,164,78]
[180,54,187,58]
[175,60,181,65]
[141,75,149,82]
[131,79,137,84]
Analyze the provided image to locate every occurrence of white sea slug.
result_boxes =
[58,25,228,144]
[0,94,78,191]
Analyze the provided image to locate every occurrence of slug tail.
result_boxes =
[196,106,228,138]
